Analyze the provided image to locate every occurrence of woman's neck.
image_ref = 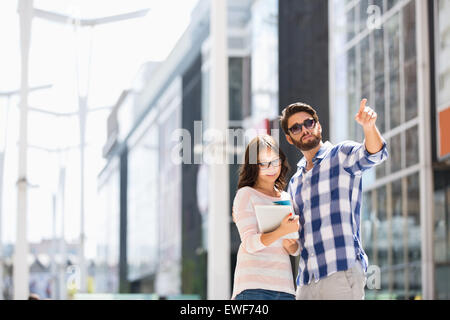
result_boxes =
[254,180,278,196]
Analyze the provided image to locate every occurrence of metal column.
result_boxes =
[14,0,33,300]
[207,0,231,300]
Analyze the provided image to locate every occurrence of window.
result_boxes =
[330,0,420,299]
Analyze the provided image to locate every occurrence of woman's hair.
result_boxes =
[237,134,290,191]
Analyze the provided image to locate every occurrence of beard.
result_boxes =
[292,131,322,151]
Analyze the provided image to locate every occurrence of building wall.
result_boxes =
[329,0,428,299]
[181,53,206,299]
[278,0,330,175]
[432,0,450,300]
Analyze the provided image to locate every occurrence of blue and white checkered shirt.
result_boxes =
[287,140,388,286]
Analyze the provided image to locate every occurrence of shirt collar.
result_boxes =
[296,141,333,170]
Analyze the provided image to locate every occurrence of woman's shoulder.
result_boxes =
[234,186,255,200]
[233,187,255,212]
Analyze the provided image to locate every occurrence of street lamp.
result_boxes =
[0,85,52,300]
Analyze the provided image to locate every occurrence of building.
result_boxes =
[96,0,450,300]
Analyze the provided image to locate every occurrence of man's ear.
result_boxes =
[317,122,322,133]
[286,134,294,145]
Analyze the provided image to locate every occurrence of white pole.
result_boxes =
[207,0,230,300]
[50,194,57,299]
[0,97,6,299]
[78,96,87,294]
[415,0,434,300]
[0,151,4,300]
[57,167,66,299]
[14,0,33,300]
[74,23,92,295]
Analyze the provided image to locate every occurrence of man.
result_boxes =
[280,99,388,300]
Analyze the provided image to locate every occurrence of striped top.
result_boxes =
[231,186,300,300]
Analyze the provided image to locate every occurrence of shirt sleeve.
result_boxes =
[232,188,266,254]
[286,185,302,256]
[339,139,389,176]
[287,180,297,215]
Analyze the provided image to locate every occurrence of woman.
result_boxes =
[232,134,300,300]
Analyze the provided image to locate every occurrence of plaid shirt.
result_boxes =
[288,140,388,286]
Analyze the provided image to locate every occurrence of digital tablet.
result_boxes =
[254,205,299,240]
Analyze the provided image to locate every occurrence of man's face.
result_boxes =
[285,111,322,151]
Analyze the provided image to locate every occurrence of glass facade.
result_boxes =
[155,84,182,297]
[436,0,450,108]
[123,78,183,295]
[433,0,450,299]
[96,159,120,293]
[330,0,422,299]
[250,0,279,123]
[127,122,159,285]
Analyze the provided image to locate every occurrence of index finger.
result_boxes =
[359,98,368,113]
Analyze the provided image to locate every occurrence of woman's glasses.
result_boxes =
[288,118,316,135]
[257,158,281,169]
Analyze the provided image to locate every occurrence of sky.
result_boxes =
[0,0,199,259]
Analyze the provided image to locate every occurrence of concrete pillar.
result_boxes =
[14,0,33,300]
[416,0,434,300]
[207,0,231,300]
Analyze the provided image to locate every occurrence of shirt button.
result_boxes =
[310,253,315,257]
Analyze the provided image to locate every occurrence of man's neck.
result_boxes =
[301,140,324,169]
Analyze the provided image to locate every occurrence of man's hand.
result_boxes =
[355,98,377,129]
[354,98,384,154]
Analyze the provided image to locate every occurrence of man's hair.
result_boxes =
[279,102,319,135]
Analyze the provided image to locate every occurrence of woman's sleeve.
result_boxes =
[232,188,266,254]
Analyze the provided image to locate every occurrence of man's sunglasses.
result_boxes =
[288,118,316,135]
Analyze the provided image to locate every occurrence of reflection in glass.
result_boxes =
[375,78,386,133]
[377,185,389,296]
[346,6,355,42]
[403,1,416,64]
[361,36,371,92]
[437,0,450,105]
[376,158,386,179]
[390,133,402,173]
[405,125,419,168]
[387,14,401,129]
[347,47,358,141]
[229,58,244,121]
[406,173,421,298]
[387,0,400,11]
[391,179,404,294]
[373,24,385,133]
[404,61,418,121]
[358,0,370,33]
[362,191,373,254]
[434,180,450,299]
[331,0,421,301]
[434,189,447,264]
[127,125,159,282]
[97,163,120,293]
